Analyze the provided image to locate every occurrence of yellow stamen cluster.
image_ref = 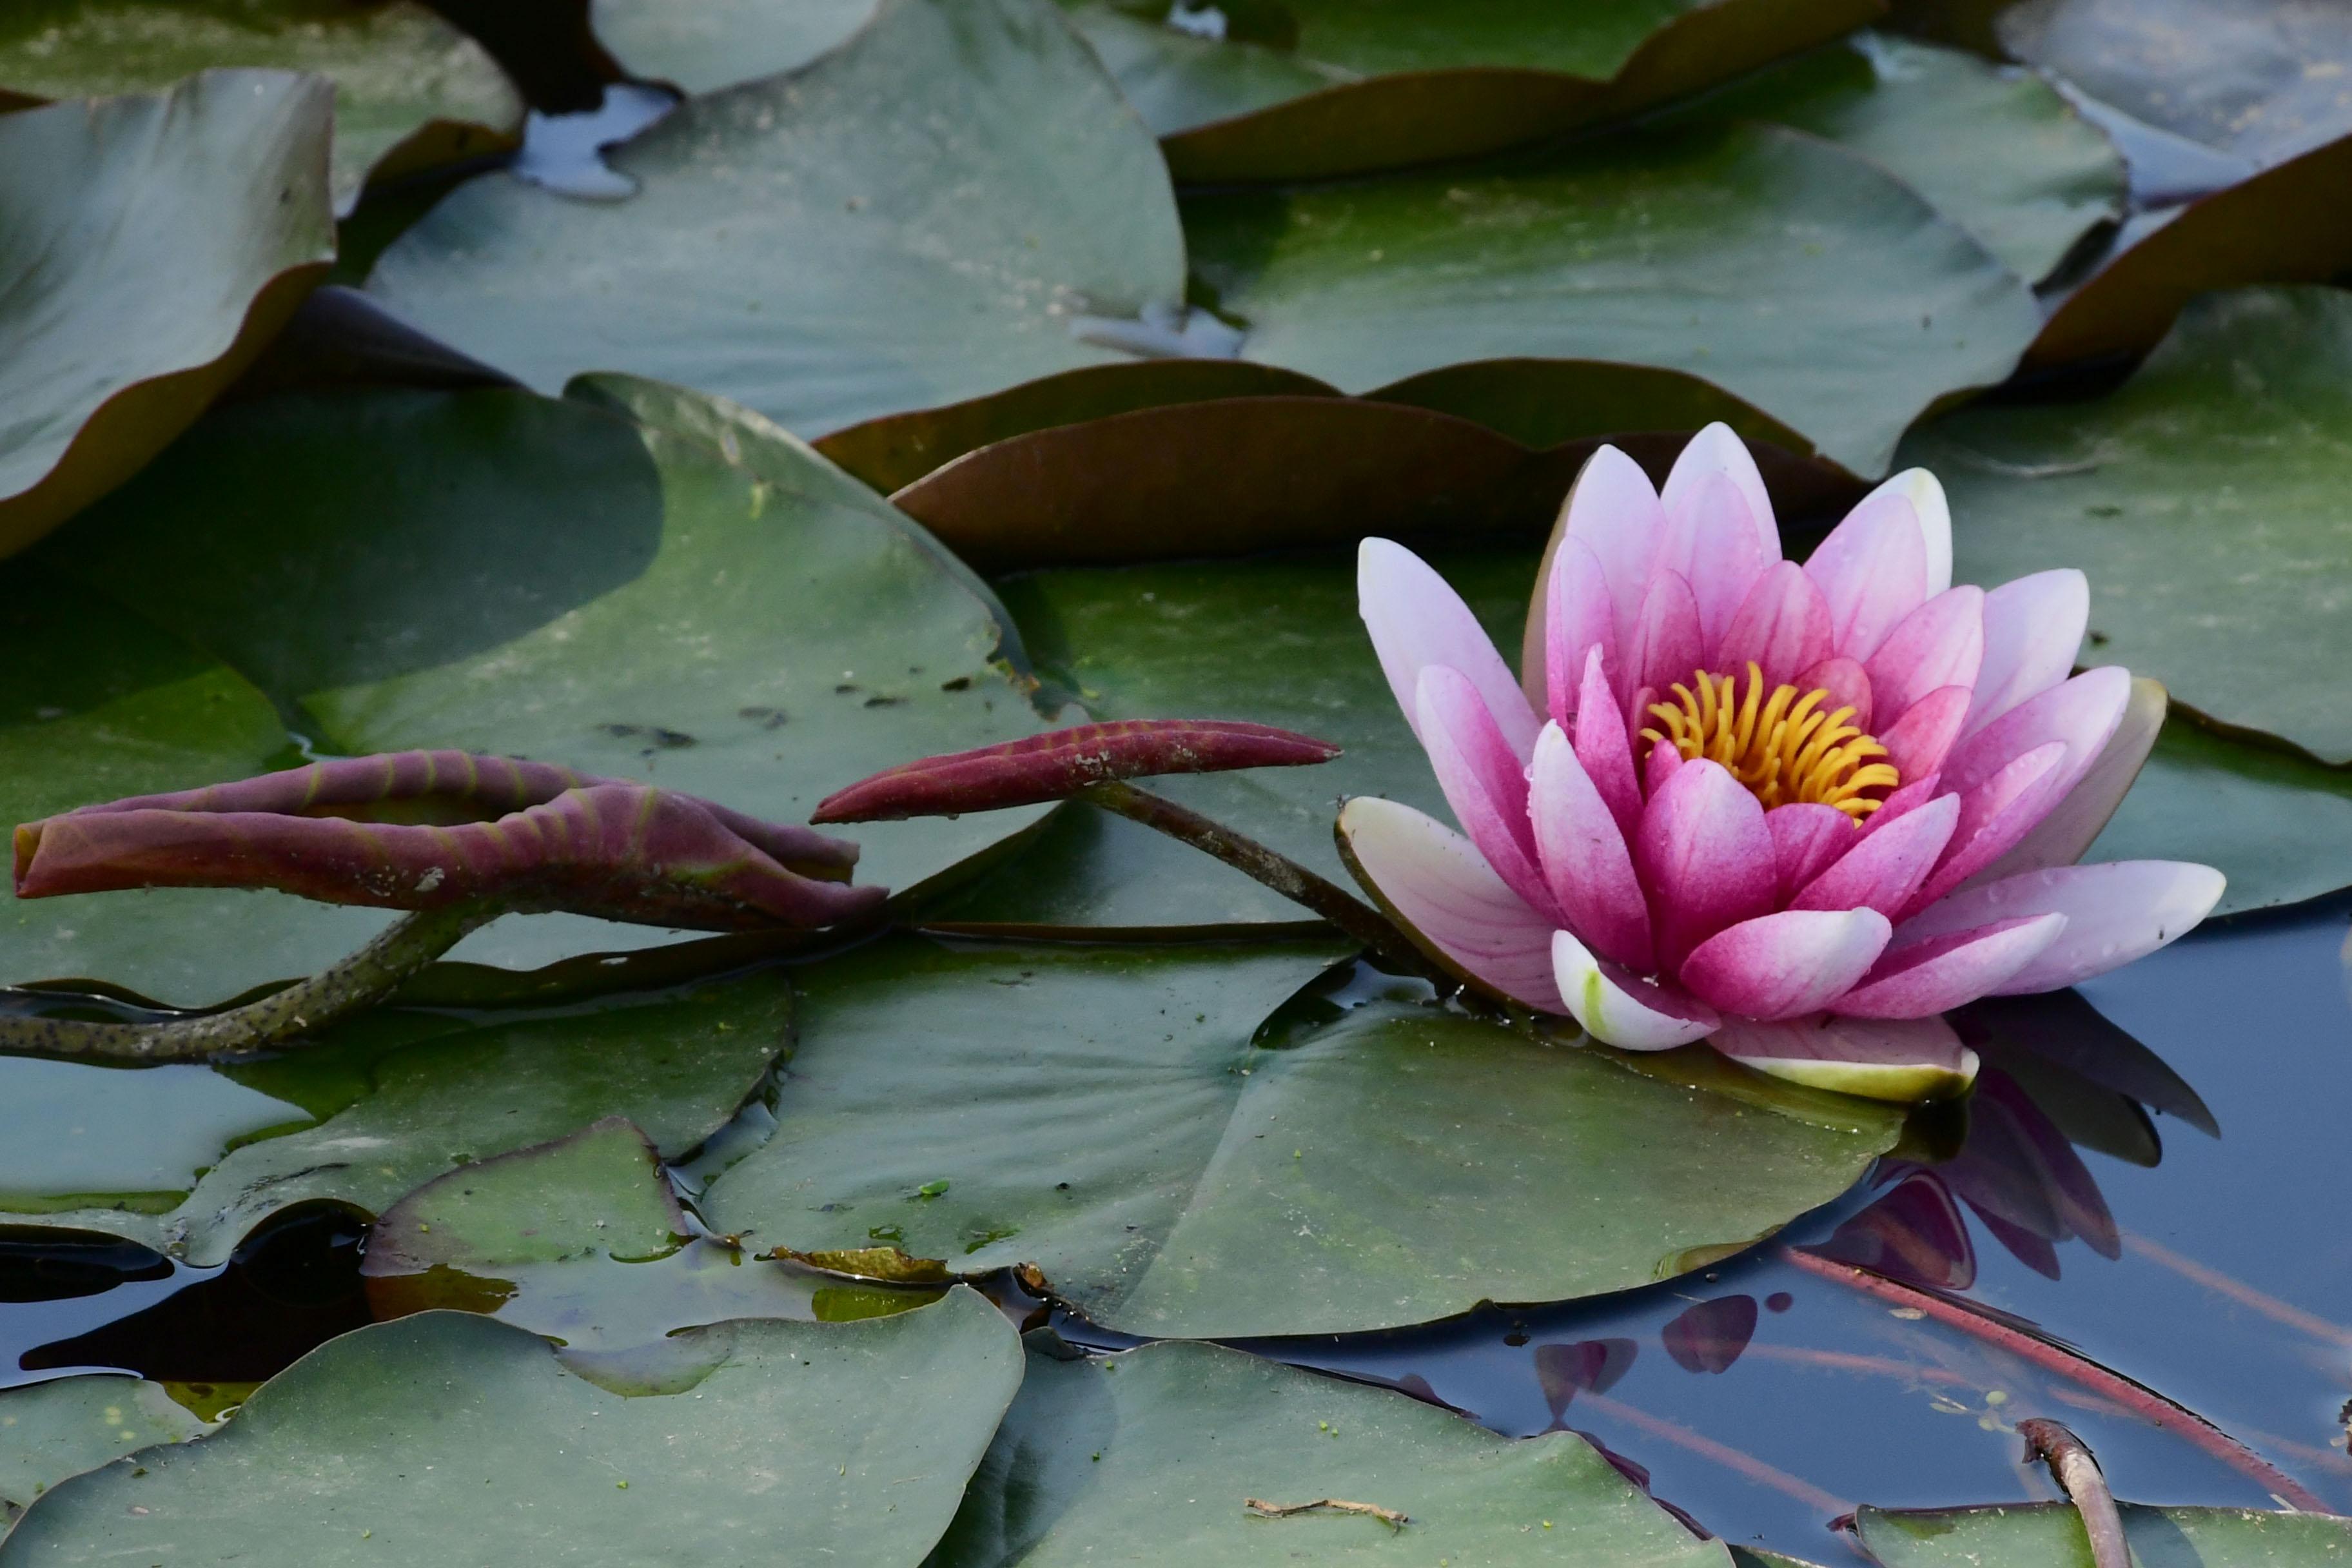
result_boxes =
[1642,662,1899,821]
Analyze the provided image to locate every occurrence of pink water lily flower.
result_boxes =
[1341,425,2224,1101]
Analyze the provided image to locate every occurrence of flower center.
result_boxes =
[1641,662,1899,821]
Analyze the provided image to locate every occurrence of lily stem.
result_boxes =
[2018,1419,2132,1568]
[1077,781,1437,978]
[0,902,500,1063]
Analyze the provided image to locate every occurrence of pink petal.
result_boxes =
[1637,758,1778,973]
[1680,908,1892,1020]
[1767,803,1856,899]
[1865,587,1983,723]
[1337,796,1565,1012]
[1803,491,1928,664]
[1879,685,1971,781]
[1565,444,1671,645]
[1718,562,1832,690]
[1530,723,1653,971]
[1796,655,1873,735]
[1712,1015,1976,1102]
[1903,741,2069,917]
[1573,645,1642,839]
[1832,913,2067,1018]
[1966,569,2088,740]
[1623,569,1705,709]
[1361,537,1541,760]
[1660,422,1779,562]
[1544,539,1618,729]
[1644,734,1682,796]
[1979,676,2166,881]
[1657,471,1770,660]
[1552,929,1720,1050]
[1863,774,1942,837]
[1417,666,1562,923]
[1792,794,1959,918]
[1942,666,2130,808]
[1859,469,1953,596]
[1896,861,2224,994]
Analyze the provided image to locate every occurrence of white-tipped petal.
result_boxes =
[1712,1015,1978,1102]
[1896,859,2224,994]
[1661,422,1779,562]
[1860,468,1952,597]
[1360,538,1541,758]
[1978,676,2167,881]
[1551,929,1720,1050]
[1338,796,1565,1012]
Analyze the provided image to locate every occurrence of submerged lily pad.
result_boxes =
[1852,1500,2352,1566]
[368,0,1187,442]
[39,379,1054,957]
[0,70,333,560]
[930,1338,1725,1566]
[0,1377,210,1516]
[0,1293,1021,1566]
[701,937,1901,1337]
[0,1,523,210]
[1186,121,2044,476]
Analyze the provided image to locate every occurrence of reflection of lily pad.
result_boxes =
[368,0,1186,441]
[0,71,333,559]
[0,1,523,210]
[703,937,1901,1336]
[0,1294,1021,1567]
[930,1338,1725,1566]
[588,0,881,90]
[0,1059,308,1212]
[0,1377,210,1516]
[1852,1500,2352,1566]
[1186,122,2043,475]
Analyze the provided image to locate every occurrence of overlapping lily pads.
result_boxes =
[0,1377,209,1518]
[0,1292,1022,1565]
[0,1,524,210]
[0,70,333,560]
[1851,1500,2352,1566]
[930,1338,1727,1566]
[700,936,1903,1337]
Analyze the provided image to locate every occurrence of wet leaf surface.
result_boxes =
[588,0,882,91]
[0,0,523,210]
[0,1061,308,1213]
[701,937,1901,1337]
[0,71,333,559]
[0,1291,1021,1566]
[1852,1500,2352,1565]
[0,1376,209,1516]
[930,1338,1728,1566]
[1185,122,2043,476]
[366,0,1187,441]
[366,1118,687,1275]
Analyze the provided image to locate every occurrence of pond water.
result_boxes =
[3,900,2342,1559]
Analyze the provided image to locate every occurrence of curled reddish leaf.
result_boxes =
[14,749,883,932]
[813,720,1342,823]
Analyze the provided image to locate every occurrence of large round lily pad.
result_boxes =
[1185,121,2044,476]
[0,70,333,559]
[0,1292,1022,1566]
[1852,1500,2352,1567]
[0,1,523,211]
[930,1338,1726,1566]
[0,1377,209,1518]
[588,0,881,90]
[701,936,1902,1337]
[367,0,1188,442]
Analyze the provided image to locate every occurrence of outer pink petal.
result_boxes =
[1544,539,1618,729]
[1567,444,1671,642]
[1979,676,2166,881]
[1966,569,2088,740]
[1804,491,1928,663]
[1637,758,1778,972]
[1904,740,2069,917]
[1878,685,1971,781]
[1337,796,1565,1012]
[1573,645,1642,839]
[1942,666,2130,810]
[1623,569,1706,710]
[1362,537,1542,759]
[1767,803,1856,899]
[1681,908,1892,1020]
[1658,471,1770,659]
[1712,1014,1976,1102]
[1418,666,1563,923]
[1792,793,1960,918]
[1832,912,2067,1018]
[1660,422,1779,562]
[1897,860,2224,994]
[1858,469,1953,596]
[1796,655,1873,735]
[1530,723,1653,971]
[1553,929,1720,1050]
[1865,587,1984,723]
[1718,561,1833,690]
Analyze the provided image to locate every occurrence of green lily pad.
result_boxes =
[588,0,881,91]
[1073,0,1876,184]
[701,936,1902,1337]
[1185,121,2044,476]
[366,0,1188,442]
[0,70,333,560]
[930,1338,1726,1567]
[368,1117,688,1274]
[0,1292,1022,1566]
[0,1059,309,1211]
[1851,1501,2352,1566]
[0,1377,210,1518]
[1916,286,2352,763]
[1999,0,2352,167]
[0,965,790,1266]
[39,378,1054,950]
[1675,32,2126,283]
[0,1,523,211]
